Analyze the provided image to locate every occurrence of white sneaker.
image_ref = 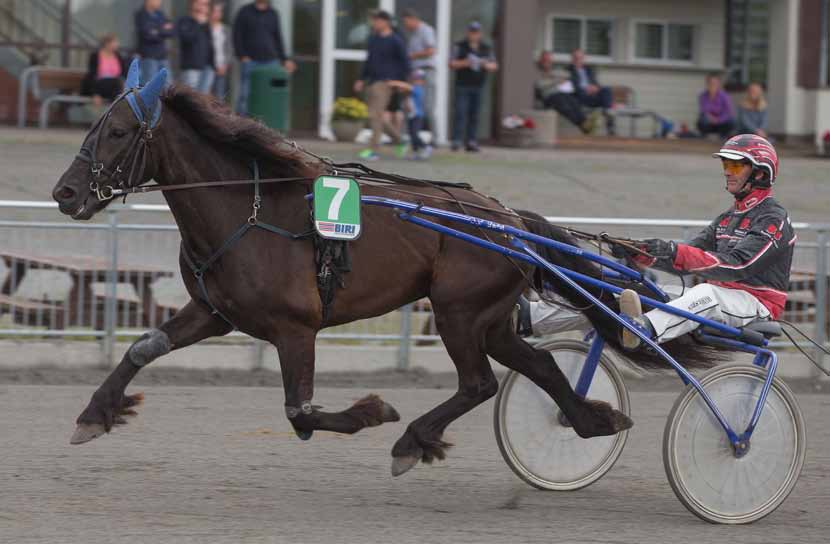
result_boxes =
[619,289,644,350]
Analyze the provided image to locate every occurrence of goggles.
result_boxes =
[721,159,749,175]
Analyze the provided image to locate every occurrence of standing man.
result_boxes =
[233,0,297,115]
[401,9,436,136]
[134,0,175,85]
[353,10,410,161]
[210,1,231,99]
[177,0,215,93]
[567,48,616,136]
[449,21,498,152]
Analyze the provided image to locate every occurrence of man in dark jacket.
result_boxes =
[353,9,410,161]
[567,48,615,136]
[519,135,794,347]
[233,0,296,115]
[449,21,498,152]
[134,0,175,85]
[177,0,214,93]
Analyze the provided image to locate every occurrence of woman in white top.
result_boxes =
[210,1,231,99]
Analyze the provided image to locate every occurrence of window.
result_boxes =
[550,17,613,58]
[634,21,695,62]
[725,0,770,87]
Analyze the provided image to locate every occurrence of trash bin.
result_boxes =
[247,63,289,132]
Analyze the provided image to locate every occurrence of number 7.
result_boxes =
[323,178,350,220]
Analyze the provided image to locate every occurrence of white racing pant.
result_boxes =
[530,283,770,343]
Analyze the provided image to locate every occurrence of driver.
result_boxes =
[517,134,795,349]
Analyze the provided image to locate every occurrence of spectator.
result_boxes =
[233,0,296,115]
[567,48,615,135]
[449,21,498,152]
[401,9,436,134]
[210,1,231,99]
[390,69,431,160]
[177,0,214,93]
[81,34,127,106]
[697,73,735,138]
[534,51,595,134]
[736,82,769,138]
[134,0,175,85]
[353,10,410,161]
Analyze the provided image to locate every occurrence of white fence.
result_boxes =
[1,200,827,370]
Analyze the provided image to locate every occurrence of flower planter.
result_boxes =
[331,119,365,143]
[500,128,536,148]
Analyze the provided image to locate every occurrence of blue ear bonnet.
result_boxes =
[124,59,165,128]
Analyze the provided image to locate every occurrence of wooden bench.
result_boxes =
[17,66,92,129]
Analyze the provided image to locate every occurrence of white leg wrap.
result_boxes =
[127,329,171,367]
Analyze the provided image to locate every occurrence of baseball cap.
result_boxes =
[468,21,482,31]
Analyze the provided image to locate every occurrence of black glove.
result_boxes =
[610,243,630,259]
[642,238,677,261]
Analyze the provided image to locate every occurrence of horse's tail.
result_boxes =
[515,209,726,371]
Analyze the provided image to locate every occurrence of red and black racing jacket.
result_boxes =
[659,188,796,318]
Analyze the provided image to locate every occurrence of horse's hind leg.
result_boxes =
[273,323,400,440]
[390,309,499,477]
[486,318,632,438]
[71,300,233,444]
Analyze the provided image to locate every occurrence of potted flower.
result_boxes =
[331,97,368,142]
[499,114,537,148]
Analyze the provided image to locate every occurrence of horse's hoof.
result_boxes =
[381,402,400,423]
[391,453,421,477]
[70,423,106,445]
[612,411,634,433]
[295,429,313,441]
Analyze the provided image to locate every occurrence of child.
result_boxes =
[390,70,432,160]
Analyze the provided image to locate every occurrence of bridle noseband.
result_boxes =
[75,88,159,202]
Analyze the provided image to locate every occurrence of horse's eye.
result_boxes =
[110,128,127,138]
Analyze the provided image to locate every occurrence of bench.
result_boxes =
[608,86,662,138]
[17,66,92,129]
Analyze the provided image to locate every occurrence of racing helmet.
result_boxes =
[712,134,779,185]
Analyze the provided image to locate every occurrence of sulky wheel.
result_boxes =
[663,363,806,524]
[493,338,630,491]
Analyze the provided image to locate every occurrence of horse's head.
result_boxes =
[52,59,167,219]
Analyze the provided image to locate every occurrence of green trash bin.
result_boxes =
[247,63,290,132]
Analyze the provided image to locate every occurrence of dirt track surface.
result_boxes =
[1,385,828,543]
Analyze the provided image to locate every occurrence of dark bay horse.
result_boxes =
[52,63,717,477]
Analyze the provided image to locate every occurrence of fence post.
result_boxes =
[397,303,413,370]
[815,230,828,374]
[103,209,119,367]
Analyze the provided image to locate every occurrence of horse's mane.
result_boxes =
[161,84,322,179]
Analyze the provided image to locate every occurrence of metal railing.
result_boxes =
[1,200,827,372]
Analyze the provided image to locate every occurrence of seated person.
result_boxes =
[518,135,794,348]
[736,82,769,139]
[534,50,595,135]
[81,33,128,106]
[697,73,735,138]
[567,48,615,135]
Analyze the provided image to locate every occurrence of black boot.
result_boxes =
[512,295,533,337]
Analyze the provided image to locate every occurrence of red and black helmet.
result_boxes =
[712,134,779,184]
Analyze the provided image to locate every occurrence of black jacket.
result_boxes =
[360,32,409,83]
[658,188,795,318]
[452,40,494,87]
[567,64,599,95]
[177,16,214,70]
[232,3,288,62]
[134,9,174,60]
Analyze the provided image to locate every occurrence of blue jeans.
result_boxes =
[236,60,279,115]
[181,68,215,94]
[212,74,228,100]
[139,58,169,87]
[452,85,483,145]
[408,116,425,151]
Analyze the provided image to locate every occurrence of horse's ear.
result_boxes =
[138,67,168,110]
[125,58,141,89]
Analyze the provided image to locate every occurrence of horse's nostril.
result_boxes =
[58,187,75,201]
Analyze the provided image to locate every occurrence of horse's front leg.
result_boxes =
[274,324,400,441]
[70,300,232,444]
